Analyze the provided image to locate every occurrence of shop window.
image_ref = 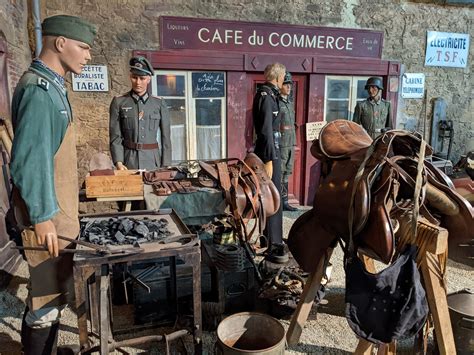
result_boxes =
[324,76,369,122]
[152,71,226,163]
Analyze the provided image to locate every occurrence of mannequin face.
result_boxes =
[368,85,381,99]
[281,83,292,96]
[130,74,151,96]
[57,37,92,75]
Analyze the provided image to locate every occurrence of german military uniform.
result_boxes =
[9,14,96,354]
[353,77,392,139]
[353,98,392,139]
[278,94,298,211]
[109,91,171,170]
[252,82,283,249]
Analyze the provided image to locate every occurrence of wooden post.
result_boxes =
[286,248,333,346]
[420,251,456,355]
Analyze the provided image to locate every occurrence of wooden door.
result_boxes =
[244,74,307,205]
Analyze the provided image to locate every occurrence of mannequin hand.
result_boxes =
[34,220,58,257]
[264,161,273,179]
[116,162,128,170]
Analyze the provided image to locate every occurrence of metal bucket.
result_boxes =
[216,312,285,355]
[447,289,474,355]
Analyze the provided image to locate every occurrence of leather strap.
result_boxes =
[124,141,159,150]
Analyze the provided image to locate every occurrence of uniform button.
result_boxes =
[141,135,145,138]
[141,127,144,130]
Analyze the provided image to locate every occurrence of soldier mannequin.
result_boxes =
[252,63,288,264]
[278,72,299,212]
[10,15,96,354]
[353,76,392,139]
[110,57,171,170]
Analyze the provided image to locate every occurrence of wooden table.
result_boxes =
[72,210,202,354]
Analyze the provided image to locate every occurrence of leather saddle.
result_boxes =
[314,120,433,263]
[198,153,280,241]
[289,119,473,270]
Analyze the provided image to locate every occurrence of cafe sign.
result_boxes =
[161,17,383,58]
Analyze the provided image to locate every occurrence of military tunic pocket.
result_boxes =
[120,110,134,130]
[149,113,160,131]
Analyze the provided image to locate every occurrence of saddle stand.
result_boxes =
[286,221,456,355]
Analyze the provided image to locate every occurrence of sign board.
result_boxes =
[161,16,383,58]
[72,65,109,92]
[306,121,327,141]
[401,73,425,99]
[192,72,225,98]
[425,31,469,68]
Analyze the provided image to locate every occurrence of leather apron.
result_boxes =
[17,123,79,311]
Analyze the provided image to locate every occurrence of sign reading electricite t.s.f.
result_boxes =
[425,31,469,68]
[160,17,383,58]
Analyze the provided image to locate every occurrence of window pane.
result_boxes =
[156,75,185,97]
[327,79,350,98]
[192,72,225,98]
[326,100,349,122]
[356,80,368,100]
[165,99,187,162]
[195,99,222,160]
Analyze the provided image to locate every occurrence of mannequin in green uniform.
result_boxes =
[353,77,392,139]
[278,72,299,211]
[10,15,96,354]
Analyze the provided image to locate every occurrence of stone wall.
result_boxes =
[37,0,472,174]
[0,0,31,107]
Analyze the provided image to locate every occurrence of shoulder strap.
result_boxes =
[26,68,73,122]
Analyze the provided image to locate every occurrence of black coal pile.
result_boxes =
[80,217,174,246]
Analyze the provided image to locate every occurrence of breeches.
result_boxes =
[280,146,295,182]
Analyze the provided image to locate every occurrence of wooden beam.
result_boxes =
[286,248,333,345]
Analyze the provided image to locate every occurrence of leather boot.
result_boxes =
[282,182,298,211]
[22,320,59,355]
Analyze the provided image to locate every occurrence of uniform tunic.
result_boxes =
[252,83,283,245]
[278,96,296,181]
[353,98,392,139]
[110,91,171,170]
[10,61,80,310]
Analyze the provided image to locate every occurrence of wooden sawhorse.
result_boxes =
[287,223,456,354]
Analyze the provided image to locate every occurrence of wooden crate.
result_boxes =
[85,170,143,198]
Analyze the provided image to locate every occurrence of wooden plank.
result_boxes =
[286,248,333,345]
[85,174,143,198]
[354,339,374,355]
[420,251,456,355]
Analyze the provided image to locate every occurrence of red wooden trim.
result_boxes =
[227,71,251,160]
[134,49,400,77]
[303,74,325,205]
[244,54,312,72]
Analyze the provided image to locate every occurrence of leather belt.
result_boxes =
[124,141,159,150]
[280,125,294,130]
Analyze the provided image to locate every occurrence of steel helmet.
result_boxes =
[365,77,383,90]
[283,72,293,85]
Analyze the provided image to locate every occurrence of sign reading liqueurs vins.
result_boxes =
[401,73,425,99]
[72,65,109,92]
[161,16,383,58]
[425,31,469,68]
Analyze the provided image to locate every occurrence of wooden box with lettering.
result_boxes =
[85,170,143,198]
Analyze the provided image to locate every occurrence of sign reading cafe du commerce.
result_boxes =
[160,17,383,58]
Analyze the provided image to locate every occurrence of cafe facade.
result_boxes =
[135,17,401,205]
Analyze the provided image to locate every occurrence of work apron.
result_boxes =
[17,124,79,311]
